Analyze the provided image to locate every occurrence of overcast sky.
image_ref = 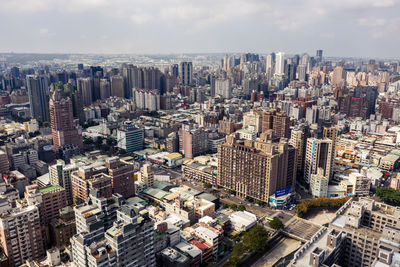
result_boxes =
[0,0,399,58]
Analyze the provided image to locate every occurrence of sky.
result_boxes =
[0,0,399,58]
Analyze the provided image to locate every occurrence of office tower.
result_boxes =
[301,53,310,66]
[77,77,93,106]
[316,49,323,62]
[105,206,155,267]
[304,138,333,184]
[139,163,154,187]
[332,66,346,86]
[117,124,144,153]
[26,75,49,122]
[105,157,135,199]
[50,90,83,152]
[215,78,232,99]
[217,132,296,202]
[0,204,45,266]
[110,76,124,98]
[274,52,285,76]
[289,125,309,176]
[261,110,290,138]
[0,150,9,173]
[71,166,113,204]
[178,124,209,159]
[179,62,193,85]
[78,63,84,70]
[100,78,111,99]
[266,53,275,74]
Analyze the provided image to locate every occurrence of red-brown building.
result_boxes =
[49,90,83,152]
[105,157,135,198]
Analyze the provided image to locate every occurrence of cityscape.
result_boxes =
[1,1,400,267]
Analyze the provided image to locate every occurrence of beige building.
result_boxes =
[217,131,296,202]
[139,163,154,187]
[291,198,400,267]
[304,138,334,184]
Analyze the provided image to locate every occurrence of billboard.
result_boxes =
[275,186,292,197]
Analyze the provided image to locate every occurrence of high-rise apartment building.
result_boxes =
[266,52,275,75]
[71,166,112,204]
[49,160,77,204]
[274,52,285,76]
[49,90,83,152]
[289,125,310,176]
[292,198,400,267]
[110,76,124,98]
[117,124,144,153]
[26,75,49,122]
[215,79,232,99]
[0,204,45,266]
[217,132,296,202]
[105,157,135,199]
[100,78,111,99]
[0,150,10,174]
[316,49,323,62]
[262,110,290,138]
[77,77,93,106]
[243,110,263,134]
[304,138,334,184]
[179,62,193,85]
[139,163,154,187]
[105,206,155,267]
[178,124,209,159]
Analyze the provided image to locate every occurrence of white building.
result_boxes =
[229,211,257,231]
[274,52,285,76]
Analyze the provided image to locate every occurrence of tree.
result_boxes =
[232,242,246,258]
[228,189,236,195]
[203,182,212,189]
[223,203,229,209]
[225,256,239,267]
[229,204,237,211]
[377,187,400,205]
[269,218,284,230]
[242,225,269,253]
[237,205,246,211]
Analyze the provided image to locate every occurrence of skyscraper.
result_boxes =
[266,53,275,75]
[100,78,111,99]
[117,124,144,153]
[179,62,193,85]
[26,75,49,122]
[110,76,124,98]
[49,90,83,152]
[274,52,285,76]
[77,77,93,106]
[316,49,323,62]
[178,124,209,159]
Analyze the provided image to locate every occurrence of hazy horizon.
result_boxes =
[1,0,399,58]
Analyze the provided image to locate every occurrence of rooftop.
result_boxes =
[39,185,62,194]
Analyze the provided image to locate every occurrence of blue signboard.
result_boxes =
[275,185,292,197]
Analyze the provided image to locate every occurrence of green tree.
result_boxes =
[225,256,239,267]
[223,203,229,209]
[237,205,246,211]
[269,218,284,230]
[229,204,237,211]
[242,225,269,253]
[203,182,212,189]
[232,242,246,258]
[377,187,400,205]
